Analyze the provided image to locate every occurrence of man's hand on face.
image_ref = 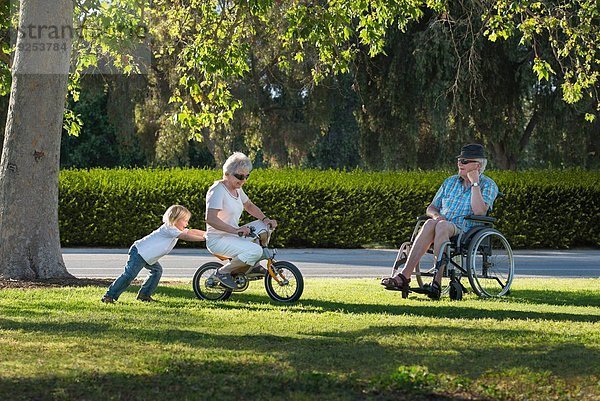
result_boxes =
[466,169,480,184]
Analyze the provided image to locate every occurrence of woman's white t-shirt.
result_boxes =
[134,224,184,265]
[205,181,249,240]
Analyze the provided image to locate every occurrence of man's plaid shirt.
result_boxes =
[431,174,499,231]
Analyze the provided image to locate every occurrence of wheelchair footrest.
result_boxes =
[384,286,408,293]
[410,287,431,295]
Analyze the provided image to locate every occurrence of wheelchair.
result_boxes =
[390,215,514,300]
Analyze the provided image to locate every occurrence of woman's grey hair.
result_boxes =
[223,152,253,175]
[477,158,488,174]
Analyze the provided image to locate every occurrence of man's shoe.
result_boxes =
[215,270,237,288]
[101,295,115,304]
[425,281,442,300]
[136,294,157,302]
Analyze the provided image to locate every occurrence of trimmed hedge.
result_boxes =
[59,168,600,249]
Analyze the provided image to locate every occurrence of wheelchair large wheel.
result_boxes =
[192,262,233,301]
[265,261,304,303]
[466,229,514,297]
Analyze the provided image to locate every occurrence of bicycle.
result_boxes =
[192,223,304,303]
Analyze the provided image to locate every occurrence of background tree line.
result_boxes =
[1,0,597,171]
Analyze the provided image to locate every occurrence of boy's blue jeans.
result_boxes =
[105,246,163,300]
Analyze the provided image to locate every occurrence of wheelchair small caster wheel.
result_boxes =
[449,281,463,301]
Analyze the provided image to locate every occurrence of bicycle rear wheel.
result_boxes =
[192,262,233,301]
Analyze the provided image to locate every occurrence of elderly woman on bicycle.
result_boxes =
[205,152,277,289]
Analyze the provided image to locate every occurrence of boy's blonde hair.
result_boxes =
[163,205,191,226]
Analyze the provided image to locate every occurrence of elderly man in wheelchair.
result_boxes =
[381,144,514,300]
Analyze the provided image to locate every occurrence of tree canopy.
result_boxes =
[1,0,598,169]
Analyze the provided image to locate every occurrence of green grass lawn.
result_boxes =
[1,278,598,401]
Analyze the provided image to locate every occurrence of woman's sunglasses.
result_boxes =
[233,173,250,180]
[458,159,479,165]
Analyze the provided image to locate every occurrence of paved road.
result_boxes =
[63,248,600,279]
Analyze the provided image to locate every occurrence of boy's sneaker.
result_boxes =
[136,294,157,302]
[214,270,236,288]
[101,295,115,304]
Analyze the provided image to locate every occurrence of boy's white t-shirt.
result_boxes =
[134,224,185,265]
[205,181,249,240]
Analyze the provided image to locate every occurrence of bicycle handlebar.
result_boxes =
[237,223,273,238]
[238,225,259,238]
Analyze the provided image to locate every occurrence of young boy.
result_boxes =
[101,205,205,303]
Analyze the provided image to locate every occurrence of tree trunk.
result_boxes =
[0,0,73,279]
[107,75,145,166]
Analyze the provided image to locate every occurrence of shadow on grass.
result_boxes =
[0,358,470,401]
[8,276,598,309]
[154,281,600,315]
[0,317,111,336]
[508,289,600,307]
[1,313,598,382]
[169,289,599,324]
[3,282,597,325]
[74,284,600,324]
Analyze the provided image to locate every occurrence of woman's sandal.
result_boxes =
[426,281,442,300]
[381,274,411,298]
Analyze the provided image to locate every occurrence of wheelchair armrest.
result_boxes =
[464,215,497,223]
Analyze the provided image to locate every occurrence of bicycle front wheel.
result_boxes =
[265,261,304,303]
